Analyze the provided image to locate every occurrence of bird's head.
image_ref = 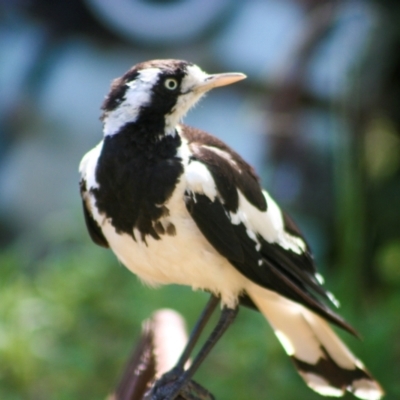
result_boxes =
[101,59,246,137]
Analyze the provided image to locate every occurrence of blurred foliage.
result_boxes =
[364,117,400,182]
[0,205,399,399]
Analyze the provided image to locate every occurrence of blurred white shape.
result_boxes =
[151,309,189,377]
[212,0,304,79]
[85,0,237,45]
[0,21,45,111]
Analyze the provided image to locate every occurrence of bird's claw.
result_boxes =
[147,367,183,400]
[147,368,214,400]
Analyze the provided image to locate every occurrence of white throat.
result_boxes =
[164,65,209,133]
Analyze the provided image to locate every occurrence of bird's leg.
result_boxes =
[175,294,220,371]
[180,305,239,378]
[150,301,239,400]
[151,294,219,389]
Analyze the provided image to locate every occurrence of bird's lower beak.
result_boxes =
[193,72,246,93]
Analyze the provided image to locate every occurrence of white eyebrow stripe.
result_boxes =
[103,68,161,136]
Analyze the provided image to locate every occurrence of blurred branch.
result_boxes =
[269,0,339,129]
[108,309,214,400]
[260,0,341,224]
[107,318,156,400]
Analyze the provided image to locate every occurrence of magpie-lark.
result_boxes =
[79,59,383,399]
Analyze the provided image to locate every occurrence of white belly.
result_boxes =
[101,180,247,308]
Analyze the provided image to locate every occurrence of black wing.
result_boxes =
[181,126,356,335]
[185,192,355,335]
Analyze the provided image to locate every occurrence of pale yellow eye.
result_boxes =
[164,78,178,90]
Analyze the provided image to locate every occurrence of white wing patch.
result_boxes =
[185,159,218,201]
[179,136,220,202]
[230,190,306,254]
[201,145,240,170]
[181,140,306,255]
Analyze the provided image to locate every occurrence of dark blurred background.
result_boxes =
[0,0,399,399]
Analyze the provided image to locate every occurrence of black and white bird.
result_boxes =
[79,59,383,400]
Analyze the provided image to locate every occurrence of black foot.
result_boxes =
[148,371,214,400]
[147,296,237,400]
[150,367,183,399]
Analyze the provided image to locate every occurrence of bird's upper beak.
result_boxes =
[192,72,246,93]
